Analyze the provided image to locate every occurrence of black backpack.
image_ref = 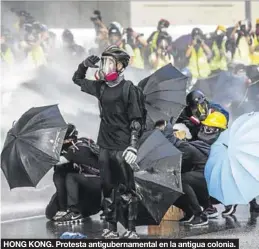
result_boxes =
[98,81,147,136]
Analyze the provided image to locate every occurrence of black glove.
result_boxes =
[83,55,100,68]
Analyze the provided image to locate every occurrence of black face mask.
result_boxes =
[197,130,220,145]
[61,143,71,152]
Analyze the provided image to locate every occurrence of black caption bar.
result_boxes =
[1,239,239,249]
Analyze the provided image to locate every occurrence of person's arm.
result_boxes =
[72,56,102,98]
[55,155,70,165]
[122,84,144,166]
[231,22,240,39]
[186,40,196,58]
[201,40,213,59]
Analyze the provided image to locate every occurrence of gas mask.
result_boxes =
[197,126,220,145]
[96,56,119,82]
[190,102,209,121]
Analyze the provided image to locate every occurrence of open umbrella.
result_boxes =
[119,129,183,226]
[139,63,187,129]
[1,105,68,189]
[205,112,259,205]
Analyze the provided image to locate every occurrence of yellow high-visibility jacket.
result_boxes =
[210,40,227,71]
[27,45,47,67]
[233,36,251,65]
[1,47,14,66]
[251,36,259,65]
[188,47,211,79]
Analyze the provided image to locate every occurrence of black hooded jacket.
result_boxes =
[163,123,210,172]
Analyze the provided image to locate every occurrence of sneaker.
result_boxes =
[52,211,67,221]
[104,231,119,239]
[102,229,111,237]
[127,231,140,239]
[222,205,237,217]
[189,214,208,227]
[203,207,219,218]
[56,210,83,224]
[179,215,194,224]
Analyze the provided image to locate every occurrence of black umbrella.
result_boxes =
[1,105,68,189]
[139,63,187,129]
[194,73,220,100]
[119,130,183,226]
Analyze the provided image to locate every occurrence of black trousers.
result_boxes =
[66,173,101,212]
[53,164,75,211]
[45,169,101,219]
[175,170,210,216]
[98,148,138,231]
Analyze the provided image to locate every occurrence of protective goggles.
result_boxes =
[190,102,208,120]
[100,56,117,75]
[201,125,219,135]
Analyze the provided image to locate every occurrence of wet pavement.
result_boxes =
[1,204,259,248]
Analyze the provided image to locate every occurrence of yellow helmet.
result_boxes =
[256,18,259,24]
[216,25,226,33]
[201,112,227,130]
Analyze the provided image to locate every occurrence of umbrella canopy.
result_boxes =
[1,105,68,189]
[139,63,187,129]
[205,112,259,205]
[119,130,183,226]
[173,34,192,51]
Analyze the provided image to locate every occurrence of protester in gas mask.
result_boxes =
[209,25,228,73]
[149,32,174,71]
[186,28,212,80]
[231,20,253,65]
[147,19,170,54]
[156,118,219,227]
[177,90,229,140]
[250,18,259,65]
[73,46,145,239]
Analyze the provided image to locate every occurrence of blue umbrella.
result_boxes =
[205,112,259,205]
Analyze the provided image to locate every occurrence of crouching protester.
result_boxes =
[45,124,101,224]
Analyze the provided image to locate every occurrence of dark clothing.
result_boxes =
[98,148,136,230]
[177,102,229,140]
[46,138,101,219]
[163,123,210,172]
[72,63,143,150]
[66,173,101,212]
[99,148,136,198]
[53,165,73,211]
[162,123,211,215]
[63,138,99,174]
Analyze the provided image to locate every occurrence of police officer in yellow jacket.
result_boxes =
[186,28,212,79]
[209,25,228,73]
